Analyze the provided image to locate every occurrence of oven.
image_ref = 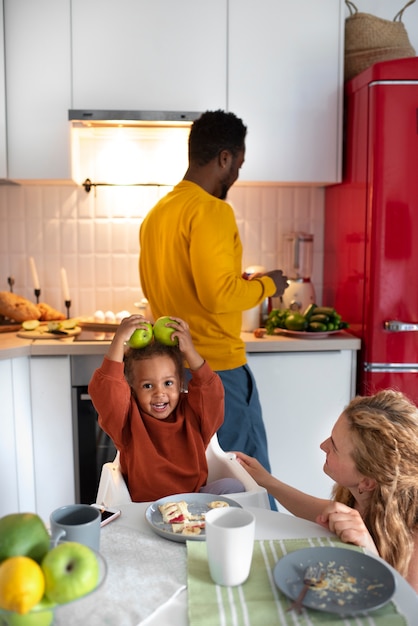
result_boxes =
[71,355,116,504]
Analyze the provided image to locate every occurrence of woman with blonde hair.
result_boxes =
[235,389,418,591]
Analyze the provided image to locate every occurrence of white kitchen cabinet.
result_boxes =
[71,0,227,112]
[0,357,36,517]
[247,349,356,508]
[229,0,344,183]
[0,0,6,178]
[3,0,72,180]
[30,356,75,523]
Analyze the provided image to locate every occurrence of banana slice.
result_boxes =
[208,501,230,509]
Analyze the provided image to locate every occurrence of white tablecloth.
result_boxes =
[52,503,418,625]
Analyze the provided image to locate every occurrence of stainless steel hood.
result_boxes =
[68,110,201,191]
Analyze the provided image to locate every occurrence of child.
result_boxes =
[88,314,244,502]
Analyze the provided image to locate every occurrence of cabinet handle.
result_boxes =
[384,320,418,332]
[80,393,92,401]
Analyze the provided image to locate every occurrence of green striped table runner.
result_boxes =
[187,537,407,626]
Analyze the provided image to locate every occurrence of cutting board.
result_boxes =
[17,326,82,339]
[0,324,21,333]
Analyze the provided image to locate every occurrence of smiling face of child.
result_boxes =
[130,354,182,420]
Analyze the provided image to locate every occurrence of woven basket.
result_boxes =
[344,0,416,81]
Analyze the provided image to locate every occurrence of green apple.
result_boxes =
[152,316,179,346]
[0,514,50,564]
[41,542,99,605]
[128,322,153,348]
[3,598,56,626]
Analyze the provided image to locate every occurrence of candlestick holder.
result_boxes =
[65,300,71,319]
[34,288,41,304]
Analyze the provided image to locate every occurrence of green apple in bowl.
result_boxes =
[1,598,56,626]
[153,316,179,346]
[41,542,99,605]
[127,322,153,348]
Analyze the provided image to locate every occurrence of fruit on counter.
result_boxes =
[152,316,179,346]
[283,312,307,331]
[128,321,153,348]
[0,556,45,614]
[61,319,78,330]
[41,542,99,605]
[0,514,50,564]
[265,304,349,334]
[21,320,41,331]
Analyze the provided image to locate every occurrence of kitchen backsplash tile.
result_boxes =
[0,183,324,317]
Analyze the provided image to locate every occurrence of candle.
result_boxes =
[61,268,70,302]
[29,257,40,290]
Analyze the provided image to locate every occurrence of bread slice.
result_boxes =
[158,501,191,524]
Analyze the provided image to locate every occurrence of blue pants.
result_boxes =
[200,478,245,495]
[215,365,276,511]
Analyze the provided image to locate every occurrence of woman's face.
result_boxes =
[320,413,364,489]
[131,355,181,420]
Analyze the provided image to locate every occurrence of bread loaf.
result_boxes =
[0,291,41,322]
[38,302,66,321]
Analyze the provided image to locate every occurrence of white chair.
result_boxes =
[96,433,270,509]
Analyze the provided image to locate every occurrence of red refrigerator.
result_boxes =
[324,57,418,404]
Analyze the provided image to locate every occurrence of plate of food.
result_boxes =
[145,493,242,543]
[274,329,344,339]
[273,546,395,616]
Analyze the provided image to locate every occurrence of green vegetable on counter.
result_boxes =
[265,303,349,335]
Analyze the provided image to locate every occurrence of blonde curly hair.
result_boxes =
[333,389,418,576]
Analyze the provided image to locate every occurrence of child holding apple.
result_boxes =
[88,314,244,502]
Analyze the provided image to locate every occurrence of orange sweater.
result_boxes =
[88,357,224,502]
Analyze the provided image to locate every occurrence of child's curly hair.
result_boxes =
[124,341,185,388]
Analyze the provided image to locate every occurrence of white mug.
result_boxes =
[205,507,255,586]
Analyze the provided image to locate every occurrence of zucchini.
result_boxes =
[302,303,317,320]
[311,306,336,316]
[308,321,328,332]
[310,313,329,323]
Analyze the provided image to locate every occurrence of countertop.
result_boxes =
[0,329,361,360]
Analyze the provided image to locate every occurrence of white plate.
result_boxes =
[273,546,395,616]
[145,493,242,543]
[274,329,344,339]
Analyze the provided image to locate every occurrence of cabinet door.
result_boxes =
[71,0,227,111]
[4,0,71,180]
[0,0,6,178]
[0,357,35,517]
[229,0,344,183]
[30,356,75,523]
[247,350,355,505]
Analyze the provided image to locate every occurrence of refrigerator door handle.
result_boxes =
[384,320,418,332]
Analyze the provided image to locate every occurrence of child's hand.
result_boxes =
[115,314,151,343]
[167,317,204,370]
[107,315,151,362]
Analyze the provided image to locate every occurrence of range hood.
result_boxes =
[69,110,200,192]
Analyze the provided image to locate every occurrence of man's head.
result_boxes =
[189,110,247,166]
[187,110,247,199]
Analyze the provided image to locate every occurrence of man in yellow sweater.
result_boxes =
[139,111,287,507]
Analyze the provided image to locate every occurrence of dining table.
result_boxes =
[52,502,418,626]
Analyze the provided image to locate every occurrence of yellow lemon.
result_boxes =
[0,556,45,615]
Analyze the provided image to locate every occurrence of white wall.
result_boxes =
[0,183,325,318]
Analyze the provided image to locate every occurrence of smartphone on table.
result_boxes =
[91,504,121,527]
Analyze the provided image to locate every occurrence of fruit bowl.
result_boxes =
[0,551,107,626]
